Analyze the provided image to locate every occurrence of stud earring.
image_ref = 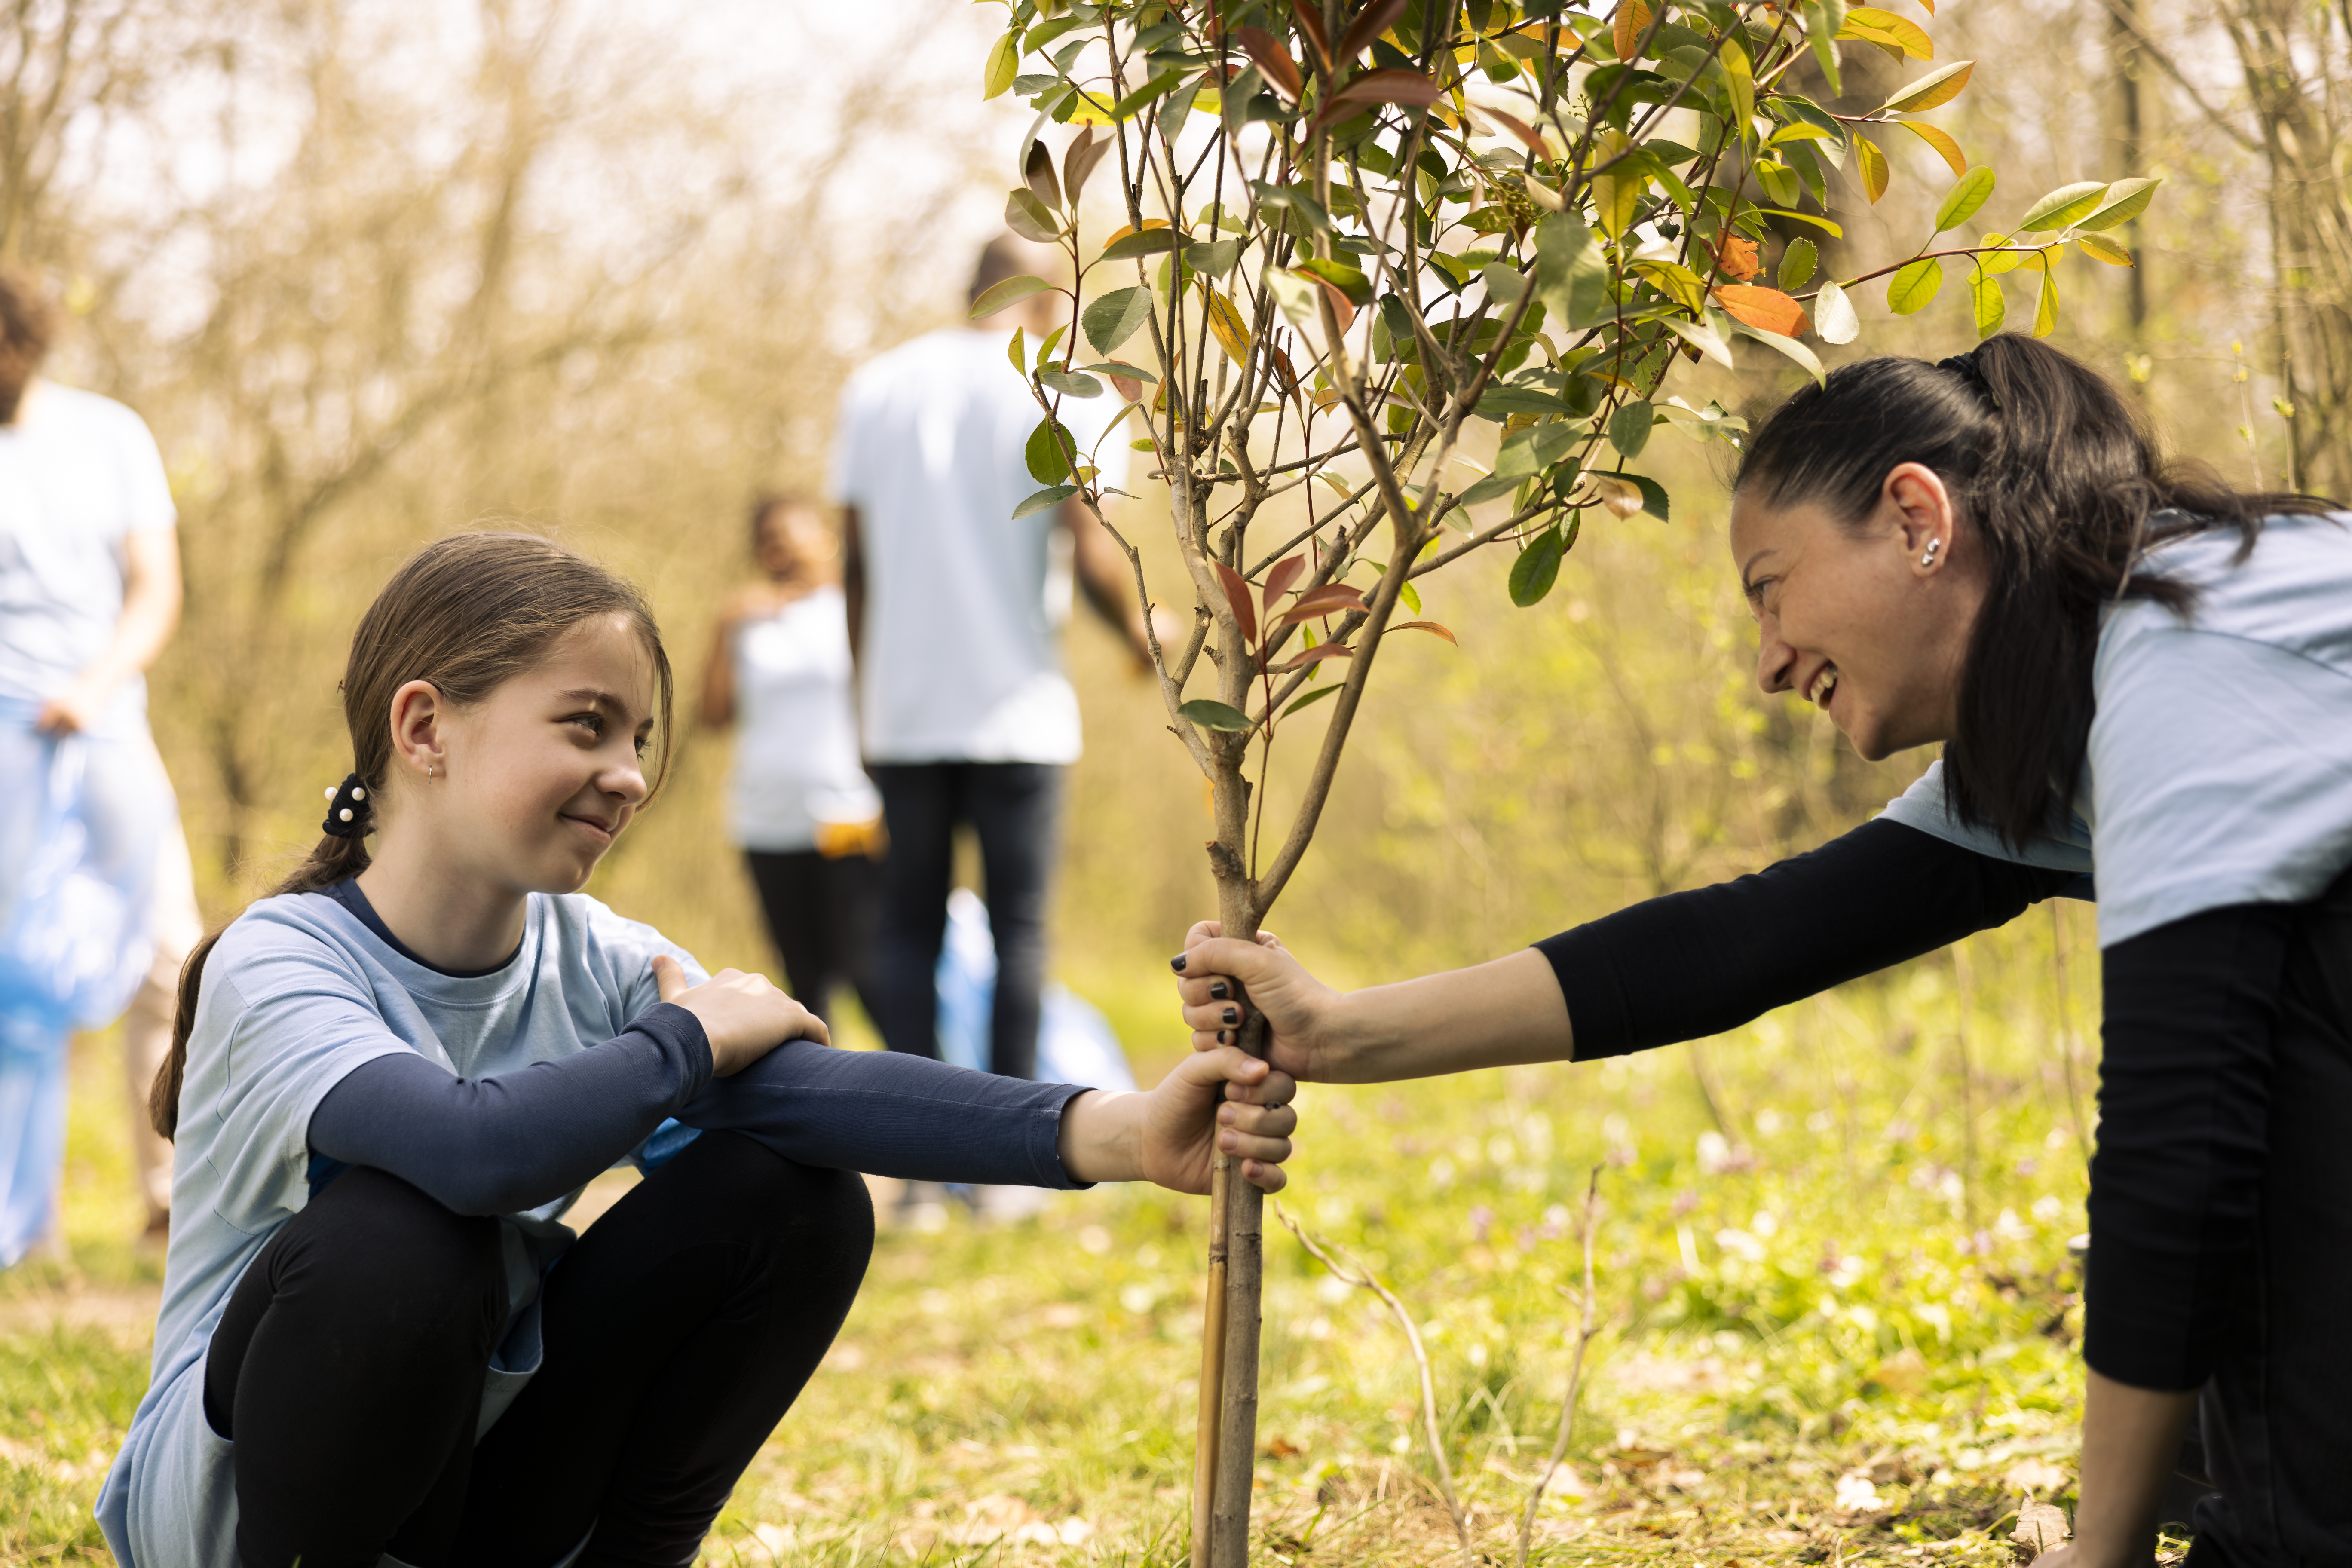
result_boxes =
[1920,538,1942,569]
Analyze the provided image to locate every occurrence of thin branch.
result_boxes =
[1518,1169,1604,1568]
[2092,0,2260,153]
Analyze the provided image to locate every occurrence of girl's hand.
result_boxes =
[1174,922,1348,1082]
[1057,1045,1297,1192]
[653,954,830,1075]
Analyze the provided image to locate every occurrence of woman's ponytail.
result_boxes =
[148,530,671,1142]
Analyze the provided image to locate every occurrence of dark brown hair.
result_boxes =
[0,264,60,424]
[151,531,674,1139]
[1735,333,2336,848]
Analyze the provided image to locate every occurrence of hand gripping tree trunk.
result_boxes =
[968,4,2116,1561]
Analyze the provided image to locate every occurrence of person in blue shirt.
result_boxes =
[1173,334,2352,1568]
[103,529,1298,1568]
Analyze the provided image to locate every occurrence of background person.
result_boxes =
[834,235,1160,1082]
[1174,336,2352,1568]
[0,263,195,1262]
[699,493,881,1027]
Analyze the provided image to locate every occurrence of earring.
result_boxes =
[427,764,436,779]
[1920,538,1942,569]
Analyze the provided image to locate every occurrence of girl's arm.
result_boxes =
[1175,818,2077,1082]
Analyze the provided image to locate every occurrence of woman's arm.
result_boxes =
[1177,818,2076,1081]
[698,594,743,729]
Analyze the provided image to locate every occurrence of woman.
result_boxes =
[700,494,882,1026]
[1173,335,2352,1567]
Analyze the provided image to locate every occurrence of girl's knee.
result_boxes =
[305,1167,507,1326]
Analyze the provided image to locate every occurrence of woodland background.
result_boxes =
[2,0,2343,1561]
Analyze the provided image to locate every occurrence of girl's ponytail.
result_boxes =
[149,530,673,1141]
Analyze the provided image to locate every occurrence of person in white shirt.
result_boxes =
[833,236,1156,1081]
[698,494,882,1026]
[0,263,199,1262]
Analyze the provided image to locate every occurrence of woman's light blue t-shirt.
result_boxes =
[1879,512,2352,947]
[95,888,708,1568]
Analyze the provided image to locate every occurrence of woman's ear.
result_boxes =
[386,680,447,780]
[1884,462,1956,576]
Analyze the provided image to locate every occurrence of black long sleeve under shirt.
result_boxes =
[1535,816,2284,1393]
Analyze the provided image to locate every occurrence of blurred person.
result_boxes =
[101,530,1294,1565]
[698,493,882,1028]
[0,263,194,1265]
[1176,336,2352,1567]
[836,235,1160,1088]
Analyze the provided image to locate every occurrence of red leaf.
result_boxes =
[1236,27,1305,103]
[1310,273,1357,331]
[1274,643,1355,673]
[1712,284,1810,338]
[1264,554,1307,615]
[1391,619,1458,646]
[1289,0,1332,70]
[1278,585,1369,624]
[1314,67,1442,129]
[1109,372,1142,402]
[1473,104,1547,158]
[1063,127,1111,208]
[1336,0,1411,63]
[1213,561,1259,645]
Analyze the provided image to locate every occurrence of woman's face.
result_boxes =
[754,506,835,582]
[1726,462,1982,762]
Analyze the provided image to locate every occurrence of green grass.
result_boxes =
[6,920,2145,1565]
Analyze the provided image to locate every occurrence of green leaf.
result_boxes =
[970,275,1056,319]
[1934,165,1996,233]
[1082,287,1155,355]
[1039,369,1105,398]
[1878,58,1974,113]
[1813,279,1860,344]
[1026,417,1078,485]
[1660,315,1735,369]
[1280,683,1341,719]
[1006,188,1061,243]
[1472,386,1575,418]
[1969,262,2005,338]
[1497,420,1578,477]
[985,31,1019,101]
[1073,359,1158,383]
[2034,261,2059,338]
[1012,484,1076,520]
[1178,698,1254,732]
[1779,236,1819,290]
[1296,256,1375,306]
[1099,226,1181,262]
[1508,527,1566,606]
[1753,208,1844,237]
[2018,180,2107,232]
[1111,68,1185,122]
[1721,36,1755,136]
[1185,239,1242,278]
[1535,212,1611,331]
[1888,256,1944,314]
[1608,399,1655,459]
[1806,0,1846,95]
[2075,175,2161,232]
[1457,470,1521,506]
[1626,475,1671,521]
[1730,316,1827,386]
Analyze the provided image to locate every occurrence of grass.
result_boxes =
[4,913,2143,1566]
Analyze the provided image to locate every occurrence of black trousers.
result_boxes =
[202,1132,873,1568]
[744,847,881,1027]
[867,761,1060,1080]
[2187,867,2352,1565]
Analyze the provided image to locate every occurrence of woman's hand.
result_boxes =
[1174,923,1347,1081]
[1057,1044,1297,1192]
[653,954,830,1075]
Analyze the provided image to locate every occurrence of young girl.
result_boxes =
[101,531,1297,1568]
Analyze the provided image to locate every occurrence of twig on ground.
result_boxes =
[1517,1167,1604,1568]
[1273,1203,1476,1567]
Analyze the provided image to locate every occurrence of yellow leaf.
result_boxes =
[2076,233,2134,266]
[1611,0,1653,61]
[1899,120,1967,178]
[1590,132,1645,236]
[2034,261,2059,338]
[1856,135,1890,205]
[1839,7,1933,59]
[1204,287,1253,367]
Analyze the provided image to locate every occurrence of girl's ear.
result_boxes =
[387,679,447,780]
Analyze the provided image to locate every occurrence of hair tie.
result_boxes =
[1935,349,2001,409]
[321,772,373,838]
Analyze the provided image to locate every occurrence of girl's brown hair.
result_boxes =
[150,531,673,1139]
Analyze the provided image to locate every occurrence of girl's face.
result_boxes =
[1727,462,1983,762]
[429,616,658,894]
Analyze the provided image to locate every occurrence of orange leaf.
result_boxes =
[1213,561,1259,645]
[1471,104,1547,157]
[1264,554,1307,615]
[1712,284,1811,337]
[1390,620,1458,646]
[1101,218,1172,248]
[1899,119,1967,178]
[1611,0,1654,61]
[1711,233,1762,281]
[1274,643,1355,673]
[1313,67,1443,129]
[1237,27,1305,103]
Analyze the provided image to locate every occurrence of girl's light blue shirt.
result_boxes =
[95,888,707,1568]
[1880,513,2352,946]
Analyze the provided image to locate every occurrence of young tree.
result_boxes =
[969,1,2144,1558]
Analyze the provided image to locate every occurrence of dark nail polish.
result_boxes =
[1219,1029,1233,1046]
[1170,953,1188,972]
[1221,1006,1238,1026]
[1210,980,1231,1001]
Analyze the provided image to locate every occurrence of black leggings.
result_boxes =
[203,1132,873,1568]
[744,848,881,1027]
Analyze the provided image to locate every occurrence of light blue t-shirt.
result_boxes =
[95,888,708,1568]
[1880,512,2352,947]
